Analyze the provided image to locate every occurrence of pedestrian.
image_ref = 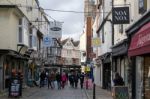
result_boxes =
[74,71,79,88]
[85,74,89,89]
[49,71,56,89]
[56,72,61,89]
[79,72,84,89]
[69,72,74,88]
[61,72,67,89]
[40,71,46,88]
[113,72,124,86]
[48,72,53,89]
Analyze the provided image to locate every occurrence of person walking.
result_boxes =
[40,71,46,88]
[49,71,56,89]
[56,72,61,89]
[113,72,124,86]
[79,72,84,89]
[48,72,53,89]
[74,72,79,88]
[69,72,74,88]
[61,72,67,89]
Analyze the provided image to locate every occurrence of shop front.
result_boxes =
[126,9,150,99]
[0,50,28,91]
[111,39,130,87]
[100,52,111,90]
[128,22,150,99]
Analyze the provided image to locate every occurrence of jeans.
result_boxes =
[57,81,61,89]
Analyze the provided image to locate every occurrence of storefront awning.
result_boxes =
[99,52,111,63]
[128,22,150,56]
[112,39,128,57]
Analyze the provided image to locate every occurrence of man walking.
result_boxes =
[80,73,84,89]
[56,72,61,89]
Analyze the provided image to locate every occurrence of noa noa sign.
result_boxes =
[112,7,130,24]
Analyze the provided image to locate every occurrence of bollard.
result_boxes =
[93,83,96,99]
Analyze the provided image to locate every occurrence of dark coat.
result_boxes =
[113,76,124,86]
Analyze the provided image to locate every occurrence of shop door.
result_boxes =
[0,56,3,90]
[136,56,143,99]
[144,56,150,99]
[103,63,111,90]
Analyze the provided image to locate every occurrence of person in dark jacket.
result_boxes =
[40,71,46,88]
[69,72,74,88]
[113,72,124,86]
[74,72,79,88]
[79,73,84,89]
[56,72,61,89]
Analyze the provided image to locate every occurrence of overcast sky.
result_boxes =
[39,0,84,40]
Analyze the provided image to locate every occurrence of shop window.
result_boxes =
[18,27,23,43]
[102,27,104,43]
[119,24,123,34]
[139,0,147,14]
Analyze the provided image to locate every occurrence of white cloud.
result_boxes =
[39,0,84,40]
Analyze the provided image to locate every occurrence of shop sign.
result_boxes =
[92,37,101,47]
[112,7,130,24]
[43,35,53,47]
[112,86,129,99]
[49,21,62,38]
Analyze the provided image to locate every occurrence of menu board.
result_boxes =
[112,86,129,99]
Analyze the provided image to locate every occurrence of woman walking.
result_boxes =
[61,72,67,89]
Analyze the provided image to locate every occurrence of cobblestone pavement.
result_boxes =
[0,84,113,99]
[0,85,88,99]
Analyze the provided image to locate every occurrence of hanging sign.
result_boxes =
[112,7,130,24]
[43,35,53,47]
[49,21,62,39]
[92,37,101,47]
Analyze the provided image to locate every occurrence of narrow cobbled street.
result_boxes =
[24,87,87,99]
[1,85,88,99]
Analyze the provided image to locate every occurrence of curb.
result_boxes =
[84,88,91,99]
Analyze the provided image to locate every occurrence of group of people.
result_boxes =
[68,71,85,89]
[39,70,86,89]
[40,70,125,90]
[39,70,68,89]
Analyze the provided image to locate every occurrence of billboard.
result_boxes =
[49,21,62,39]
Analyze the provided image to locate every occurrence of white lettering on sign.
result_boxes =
[137,32,150,47]
[114,10,128,21]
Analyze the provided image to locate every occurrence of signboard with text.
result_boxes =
[49,21,62,39]
[112,7,130,24]
[43,35,53,47]
[112,86,129,99]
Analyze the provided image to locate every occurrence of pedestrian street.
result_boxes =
[26,87,87,99]
[1,85,88,99]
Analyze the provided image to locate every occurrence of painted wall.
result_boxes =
[80,32,87,63]
[0,8,19,51]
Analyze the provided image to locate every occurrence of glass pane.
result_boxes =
[19,27,22,43]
